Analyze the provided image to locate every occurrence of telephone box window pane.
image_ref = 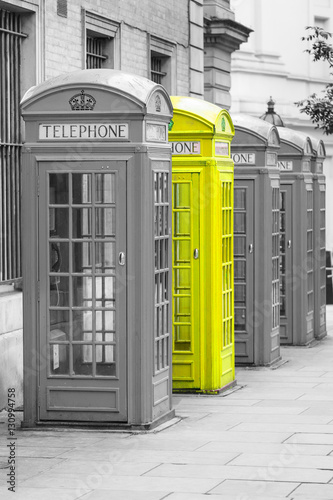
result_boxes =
[95,277,115,306]
[174,212,190,237]
[50,277,69,307]
[50,322,69,342]
[73,345,93,375]
[95,173,115,204]
[50,311,70,341]
[96,347,116,376]
[234,212,245,233]
[72,174,92,204]
[234,261,245,280]
[73,276,93,307]
[174,183,190,209]
[49,209,69,238]
[50,344,69,375]
[95,208,115,237]
[96,310,115,332]
[73,242,92,272]
[72,208,92,238]
[96,343,115,362]
[234,188,246,210]
[174,240,191,264]
[49,242,69,273]
[73,311,93,342]
[234,236,246,257]
[95,242,115,271]
[174,268,190,289]
[49,173,69,204]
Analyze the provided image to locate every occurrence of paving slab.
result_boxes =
[0,487,91,500]
[208,479,298,497]
[143,462,333,483]
[166,494,290,500]
[228,452,333,469]
[291,483,333,497]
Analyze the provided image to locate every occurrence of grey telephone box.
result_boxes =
[231,115,281,366]
[311,139,327,340]
[21,69,174,428]
[277,127,314,345]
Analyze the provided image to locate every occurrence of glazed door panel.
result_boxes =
[172,173,200,388]
[234,180,254,364]
[38,161,127,421]
[279,184,293,343]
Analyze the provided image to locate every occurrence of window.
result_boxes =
[149,36,177,93]
[84,11,120,69]
[86,35,108,69]
[0,8,26,283]
[151,54,167,84]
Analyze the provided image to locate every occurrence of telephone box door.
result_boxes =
[38,161,127,422]
[279,184,293,343]
[234,180,254,364]
[172,172,200,389]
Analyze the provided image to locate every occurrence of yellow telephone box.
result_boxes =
[169,96,235,393]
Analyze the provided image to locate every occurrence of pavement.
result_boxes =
[1,308,333,500]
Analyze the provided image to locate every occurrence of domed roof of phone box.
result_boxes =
[21,69,172,115]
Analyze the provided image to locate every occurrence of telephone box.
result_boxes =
[20,69,174,428]
[311,139,327,340]
[277,127,314,345]
[231,115,281,366]
[169,96,235,393]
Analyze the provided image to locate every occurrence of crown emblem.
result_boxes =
[69,89,96,111]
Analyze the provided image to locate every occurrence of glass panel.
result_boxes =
[234,188,245,210]
[95,276,115,307]
[49,173,69,204]
[49,208,69,238]
[50,344,69,375]
[234,236,246,257]
[174,240,191,264]
[234,283,246,303]
[174,324,191,342]
[96,350,116,376]
[72,208,92,238]
[95,208,115,237]
[234,213,245,233]
[73,276,93,307]
[95,173,115,204]
[174,268,191,290]
[174,211,190,237]
[50,277,70,307]
[49,311,70,341]
[234,260,246,280]
[50,242,69,273]
[72,310,93,341]
[95,242,115,271]
[73,242,92,272]
[174,183,190,209]
[95,310,115,332]
[73,345,93,375]
[72,174,92,204]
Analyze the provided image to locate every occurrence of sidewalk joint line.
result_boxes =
[140,462,163,476]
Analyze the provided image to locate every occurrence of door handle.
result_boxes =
[193,248,199,260]
[287,240,291,249]
[119,252,125,266]
[249,244,253,254]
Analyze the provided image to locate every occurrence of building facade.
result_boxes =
[230,0,333,249]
